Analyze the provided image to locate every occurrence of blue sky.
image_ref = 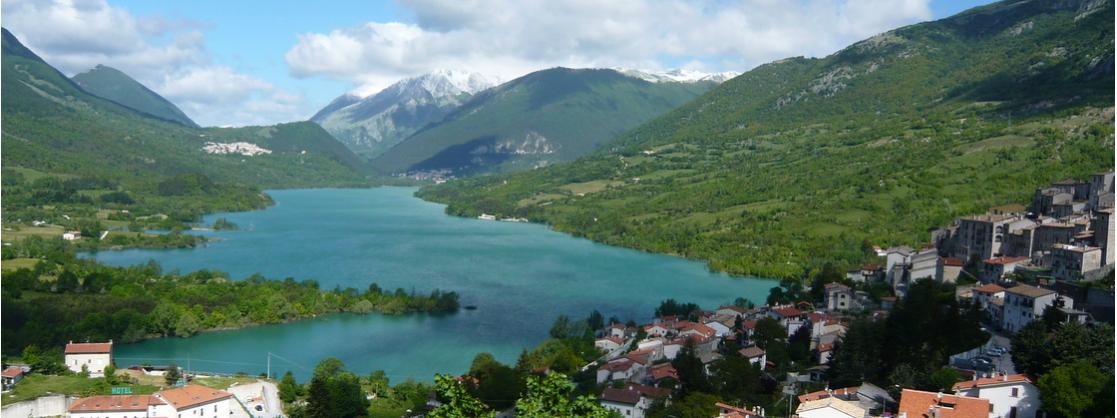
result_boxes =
[3,0,994,126]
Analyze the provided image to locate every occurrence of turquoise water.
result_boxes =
[90,187,773,381]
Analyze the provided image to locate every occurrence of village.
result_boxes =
[1,172,1113,418]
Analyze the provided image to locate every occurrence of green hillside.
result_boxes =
[372,68,714,175]
[418,0,1115,278]
[1,28,370,231]
[72,64,199,128]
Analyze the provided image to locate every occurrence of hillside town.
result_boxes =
[1,173,1113,418]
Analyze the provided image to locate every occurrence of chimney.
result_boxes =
[936,392,943,401]
[1003,374,1008,382]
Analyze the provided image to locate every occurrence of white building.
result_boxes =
[62,231,82,241]
[1001,285,1063,333]
[68,395,165,418]
[599,385,670,418]
[595,336,624,352]
[824,283,855,312]
[909,249,942,281]
[1049,244,1102,281]
[739,346,766,368]
[65,341,112,377]
[68,385,233,418]
[154,384,233,418]
[952,374,1041,418]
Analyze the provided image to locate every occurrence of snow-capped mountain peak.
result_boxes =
[612,68,740,84]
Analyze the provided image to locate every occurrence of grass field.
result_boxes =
[2,258,41,271]
[1,225,64,243]
[1,374,157,405]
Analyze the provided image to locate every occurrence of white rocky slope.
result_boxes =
[312,70,500,158]
[612,68,740,83]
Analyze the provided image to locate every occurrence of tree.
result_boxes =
[515,372,613,418]
[367,370,389,397]
[928,367,961,392]
[305,358,369,418]
[752,317,785,349]
[587,310,605,332]
[279,371,300,403]
[672,343,710,397]
[1010,321,1052,376]
[428,374,495,418]
[550,315,572,339]
[103,364,118,385]
[164,363,181,386]
[648,391,720,418]
[1038,360,1107,418]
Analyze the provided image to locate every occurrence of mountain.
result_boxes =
[371,68,716,175]
[72,64,199,128]
[417,0,1115,278]
[312,70,500,158]
[613,68,740,84]
[1,28,369,193]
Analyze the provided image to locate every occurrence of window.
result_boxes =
[1011,388,1018,397]
[989,404,994,412]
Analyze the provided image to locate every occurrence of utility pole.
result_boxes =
[266,352,271,380]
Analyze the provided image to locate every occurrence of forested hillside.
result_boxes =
[418,0,1115,278]
[1,28,371,229]
[372,68,714,175]
[72,64,198,128]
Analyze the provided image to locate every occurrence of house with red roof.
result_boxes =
[738,346,766,368]
[715,402,765,418]
[898,389,989,418]
[952,373,1040,418]
[942,257,965,283]
[981,256,1031,283]
[2,366,25,390]
[647,363,677,385]
[600,384,671,418]
[65,340,113,377]
[767,305,807,336]
[68,384,234,418]
[595,336,625,353]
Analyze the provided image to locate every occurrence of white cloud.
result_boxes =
[286,0,933,95]
[1,0,310,126]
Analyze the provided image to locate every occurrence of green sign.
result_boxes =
[111,387,133,395]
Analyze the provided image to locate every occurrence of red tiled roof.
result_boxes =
[818,343,835,352]
[898,389,989,418]
[156,384,232,409]
[972,284,1006,294]
[69,395,163,412]
[625,348,656,365]
[601,385,670,405]
[984,256,1029,265]
[601,359,637,373]
[716,402,764,418]
[798,386,859,403]
[649,363,678,381]
[862,263,882,271]
[2,366,23,378]
[951,374,1032,390]
[677,321,717,337]
[65,342,113,354]
[741,320,758,330]
[597,336,624,345]
[772,306,803,318]
[739,346,765,358]
[943,257,965,267]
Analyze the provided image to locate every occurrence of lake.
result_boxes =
[90,187,774,381]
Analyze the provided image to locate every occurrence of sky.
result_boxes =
[1,0,993,127]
